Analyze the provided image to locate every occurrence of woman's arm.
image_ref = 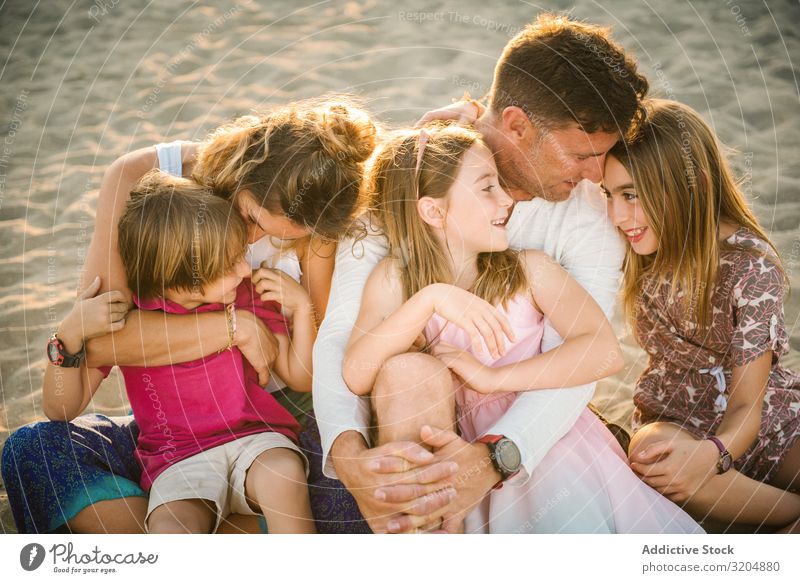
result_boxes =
[298,236,336,325]
[434,250,624,393]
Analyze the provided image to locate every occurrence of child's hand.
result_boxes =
[252,265,313,317]
[630,438,720,503]
[60,276,128,348]
[426,284,515,359]
[431,342,499,394]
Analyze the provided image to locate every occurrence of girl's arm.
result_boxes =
[343,259,514,396]
[298,236,336,325]
[633,352,771,497]
[43,278,127,422]
[435,250,624,393]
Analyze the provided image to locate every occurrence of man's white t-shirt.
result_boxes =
[312,180,625,481]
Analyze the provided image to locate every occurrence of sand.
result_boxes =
[1,0,798,533]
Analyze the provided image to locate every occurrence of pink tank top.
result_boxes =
[424,293,545,441]
[111,282,301,490]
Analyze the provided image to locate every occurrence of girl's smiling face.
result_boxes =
[602,155,659,256]
[433,142,514,257]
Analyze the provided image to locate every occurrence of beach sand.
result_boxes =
[1,0,798,532]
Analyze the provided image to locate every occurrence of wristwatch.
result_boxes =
[706,436,732,474]
[46,333,86,368]
[477,434,521,487]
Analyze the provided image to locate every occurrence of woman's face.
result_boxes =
[602,155,658,256]
[237,190,311,243]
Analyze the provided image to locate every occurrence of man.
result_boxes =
[313,13,649,533]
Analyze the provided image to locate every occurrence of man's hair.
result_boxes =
[489,13,648,136]
[117,171,248,300]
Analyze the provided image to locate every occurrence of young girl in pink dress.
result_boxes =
[343,123,703,533]
[603,99,800,532]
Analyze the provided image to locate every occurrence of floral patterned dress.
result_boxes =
[633,227,800,483]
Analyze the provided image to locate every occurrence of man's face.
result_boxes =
[490,113,620,202]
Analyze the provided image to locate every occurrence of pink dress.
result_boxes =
[424,293,704,533]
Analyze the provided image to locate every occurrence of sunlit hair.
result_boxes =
[609,99,784,332]
[490,12,648,137]
[192,95,378,241]
[367,123,526,306]
[118,171,248,300]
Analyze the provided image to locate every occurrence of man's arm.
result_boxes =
[312,222,390,477]
[491,183,626,478]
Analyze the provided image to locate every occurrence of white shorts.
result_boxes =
[146,432,307,533]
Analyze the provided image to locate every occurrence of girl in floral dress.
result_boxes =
[603,99,800,531]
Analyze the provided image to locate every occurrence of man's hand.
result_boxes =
[415,99,485,128]
[235,310,279,386]
[331,431,459,533]
[420,425,500,533]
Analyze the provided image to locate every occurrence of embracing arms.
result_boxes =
[434,250,624,393]
[343,259,514,396]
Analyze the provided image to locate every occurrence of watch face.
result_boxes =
[47,340,60,364]
[720,453,733,473]
[496,439,521,472]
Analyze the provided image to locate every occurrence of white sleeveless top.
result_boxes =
[156,141,301,391]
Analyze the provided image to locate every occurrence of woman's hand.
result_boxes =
[631,438,720,503]
[252,265,314,317]
[415,99,485,128]
[431,342,500,394]
[59,276,128,351]
[235,310,280,386]
[424,284,515,360]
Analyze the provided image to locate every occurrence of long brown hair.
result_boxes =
[192,96,378,241]
[611,99,783,332]
[368,123,526,306]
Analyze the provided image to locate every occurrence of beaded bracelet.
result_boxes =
[219,303,237,353]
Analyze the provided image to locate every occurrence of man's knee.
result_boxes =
[373,353,451,399]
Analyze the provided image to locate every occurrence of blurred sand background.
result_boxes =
[0,0,798,532]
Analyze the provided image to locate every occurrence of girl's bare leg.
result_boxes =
[629,423,800,530]
[217,513,264,534]
[146,499,216,534]
[66,497,148,533]
[372,353,456,446]
[245,448,315,534]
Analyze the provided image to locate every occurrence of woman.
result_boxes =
[2,96,377,534]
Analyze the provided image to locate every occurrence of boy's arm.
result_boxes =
[42,278,127,422]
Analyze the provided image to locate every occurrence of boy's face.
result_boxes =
[166,256,251,308]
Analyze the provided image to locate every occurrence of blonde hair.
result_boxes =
[118,171,248,300]
[192,96,377,241]
[368,123,526,306]
[611,99,784,332]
